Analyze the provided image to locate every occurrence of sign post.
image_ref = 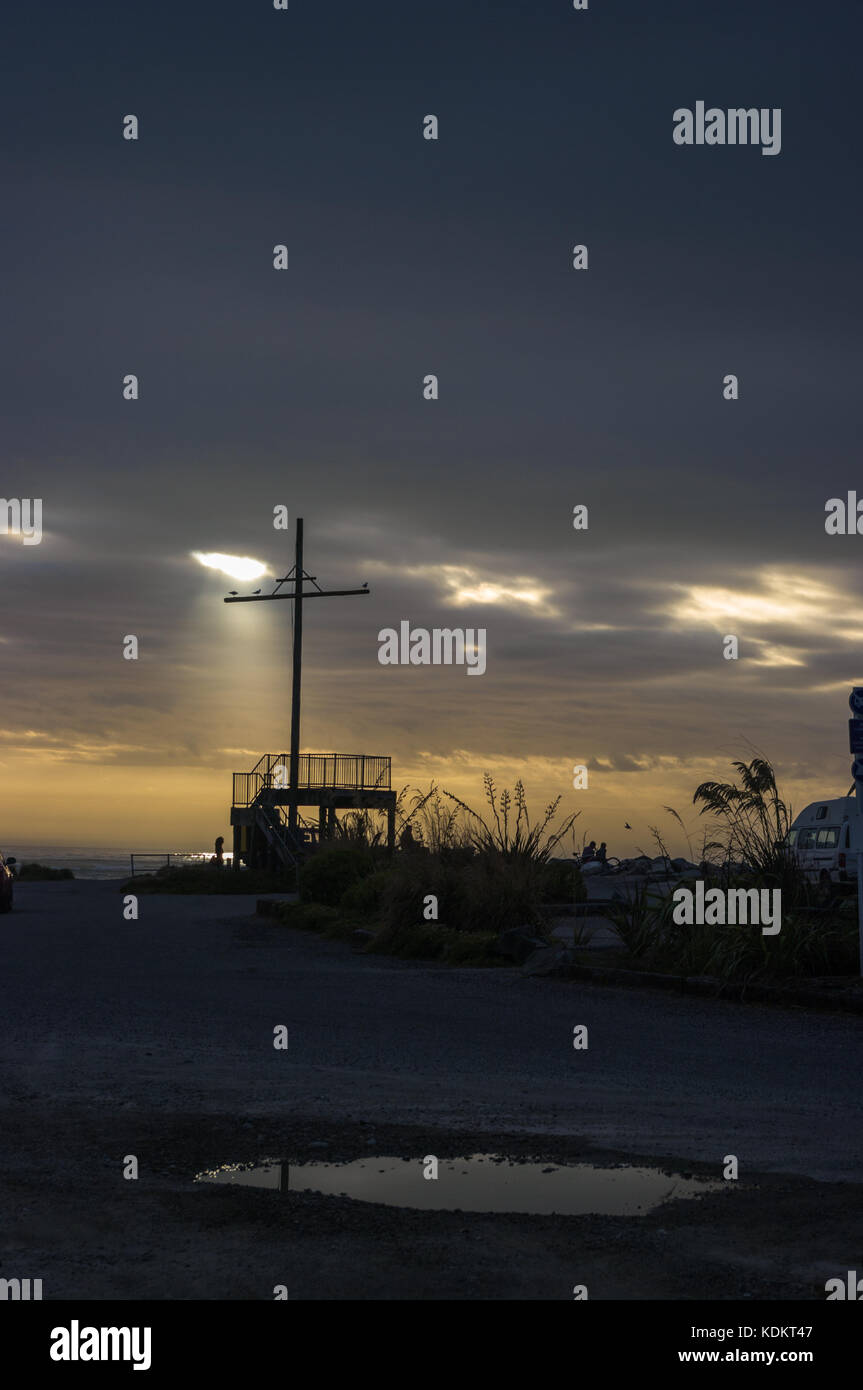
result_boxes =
[849,690,863,975]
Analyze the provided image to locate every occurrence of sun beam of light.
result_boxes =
[192,551,268,582]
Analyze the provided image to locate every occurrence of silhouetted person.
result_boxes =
[399,823,416,852]
[582,841,596,863]
[596,842,607,864]
[214,835,225,867]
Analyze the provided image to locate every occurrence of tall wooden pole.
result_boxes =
[288,518,304,835]
[223,515,369,850]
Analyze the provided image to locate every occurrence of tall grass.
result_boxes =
[608,888,857,983]
[375,852,550,938]
[607,756,854,981]
[693,757,795,883]
[442,773,580,862]
[296,774,584,941]
[398,784,472,857]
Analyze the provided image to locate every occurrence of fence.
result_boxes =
[129,852,174,876]
[233,752,391,807]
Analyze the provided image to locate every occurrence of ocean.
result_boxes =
[3,845,229,881]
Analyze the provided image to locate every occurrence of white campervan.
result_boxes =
[785,796,863,887]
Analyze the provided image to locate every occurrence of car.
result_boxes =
[0,853,16,913]
[785,797,863,888]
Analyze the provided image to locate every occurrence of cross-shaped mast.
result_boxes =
[224,517,369,834]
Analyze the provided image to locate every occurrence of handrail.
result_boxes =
[232,752,391,806]
[130,852,174,876]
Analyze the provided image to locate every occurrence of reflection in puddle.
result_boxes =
[197,1161,283,1190]
[195,1154,722,1214]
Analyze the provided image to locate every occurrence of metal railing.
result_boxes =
[129,852,174,876]
[233,752,391,807]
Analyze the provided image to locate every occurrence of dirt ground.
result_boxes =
[3,1103,859,1300]
[3,882,861,1301]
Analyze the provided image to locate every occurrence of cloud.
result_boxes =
[665,567,863,644]
[359,557,560,618]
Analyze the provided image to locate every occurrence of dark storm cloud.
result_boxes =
[1,0,861,821]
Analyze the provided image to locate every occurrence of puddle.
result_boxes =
[197,1161,284,1190]
[195,1154,723,1215]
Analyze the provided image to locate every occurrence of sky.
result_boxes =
[2,0,862,853]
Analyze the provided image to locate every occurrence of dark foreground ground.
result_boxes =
[1,882,861,1299]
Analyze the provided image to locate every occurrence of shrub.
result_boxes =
[442,931,501,966]
[368,920,500,965]
[16,862,74,881]
[605,758,846,983]
[378,857,460,931]
[125,865,290,894]
[377,851,550,936]
[606,881,663,961]
[275,902,341,932]
[298,846,373,906]
[607,876,859,982]
[338,869,391,917]
[369,920,448,960]
[538,858,587,903]
[458,854,550,933]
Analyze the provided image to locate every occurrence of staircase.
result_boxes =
[253,797,315,872]
[254,800,298,871]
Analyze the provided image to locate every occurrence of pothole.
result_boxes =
[194,1154,724,1214]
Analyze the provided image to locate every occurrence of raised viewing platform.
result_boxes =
[232,752,391,807]
[230,752,396,869]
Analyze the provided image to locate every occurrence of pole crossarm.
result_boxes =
[224,589,369,602]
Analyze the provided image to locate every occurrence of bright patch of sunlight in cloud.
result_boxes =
[364,560,559,616]
[192,552,268,582]
[747,641,806,668]
[438,565,557,613]
[667,568,863,640]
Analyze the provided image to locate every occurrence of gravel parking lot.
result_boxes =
[2,881,861,1299]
